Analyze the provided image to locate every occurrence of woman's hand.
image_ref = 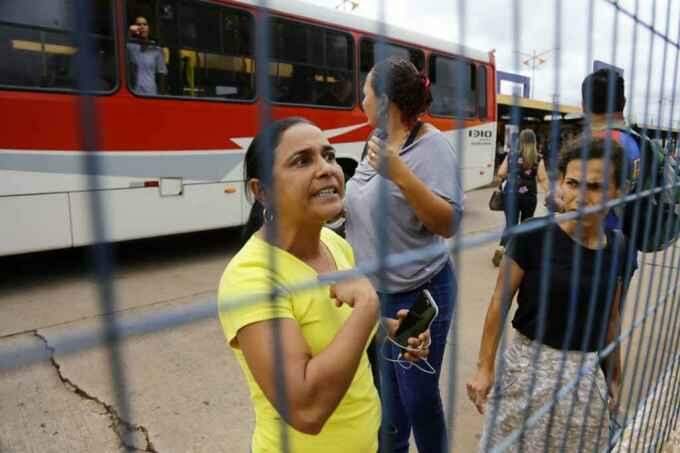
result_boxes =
[330,277,379,313]
[545,188,565,212]
[366,136,406,181]
[466,368,494,414]
[383,309,430,362]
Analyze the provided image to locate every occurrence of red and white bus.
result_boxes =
[0,0,496,256]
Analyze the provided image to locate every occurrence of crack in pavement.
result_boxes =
[33,331,158,453]
[1,289,216,341]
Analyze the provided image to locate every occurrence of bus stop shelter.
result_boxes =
[494,94,582,172]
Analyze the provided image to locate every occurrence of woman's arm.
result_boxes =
[391,164,456,238]
[237,279,378,434]
[236,277,429,434]
[466,257,524,414]
[538,160,565,211]
[365,136,458,238]
[496,155,509,185]
[537,159,550,193]
[236,278,378,435]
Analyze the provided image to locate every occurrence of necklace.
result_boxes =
[390,123,421,150]
[386,129,409,149]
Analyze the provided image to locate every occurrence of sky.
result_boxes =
[304,0,680,128]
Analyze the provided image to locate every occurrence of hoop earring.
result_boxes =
[262,207,275,224]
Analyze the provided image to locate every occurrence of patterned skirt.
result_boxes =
[480,332,611,452]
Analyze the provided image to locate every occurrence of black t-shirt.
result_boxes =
[506,218,626,352]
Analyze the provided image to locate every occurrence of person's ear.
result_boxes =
[247,179,267,205]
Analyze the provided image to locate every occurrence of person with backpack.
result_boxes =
[582,69,679,258]
[582,71,680,439]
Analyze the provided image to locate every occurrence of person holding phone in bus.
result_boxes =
[217,117,429,453]
[345,57,464,453]
[127,16,167,95]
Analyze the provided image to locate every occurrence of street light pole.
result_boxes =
[515,48,553,98]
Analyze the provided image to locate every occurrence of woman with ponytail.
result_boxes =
[492,128,541,267]
[218,117,429,453]
[345,57,464,453]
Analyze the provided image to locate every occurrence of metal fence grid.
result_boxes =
[1,0,679,452]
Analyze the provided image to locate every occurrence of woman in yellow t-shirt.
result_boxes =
[218,117,429,453]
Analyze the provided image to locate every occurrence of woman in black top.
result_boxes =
[467,136,626,452]
[493,129,543,267]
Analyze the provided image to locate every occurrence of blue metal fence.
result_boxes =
[1,0,679,452]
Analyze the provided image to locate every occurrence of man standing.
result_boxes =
[127,16,167,95]
[581,69,640,231]
[583,68,679,254]
[582,70,640,177]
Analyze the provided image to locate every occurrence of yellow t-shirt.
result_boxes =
[218,228,380,453]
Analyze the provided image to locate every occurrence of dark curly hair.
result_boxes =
[369,57,433,127]
[558,134,624,189]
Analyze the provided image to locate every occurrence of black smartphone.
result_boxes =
[392,289,438,348]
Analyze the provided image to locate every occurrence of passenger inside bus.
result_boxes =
[127,16,167,95]
[317,77,354,107]
[289,65,317,105]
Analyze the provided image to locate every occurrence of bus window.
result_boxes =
[269,18,354,108]
[428,54,477,118]
[477,65,487,119]
[0,0,116,92]
[126,0,254,100]
[358,38,425,98]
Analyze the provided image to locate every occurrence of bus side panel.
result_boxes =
[0,92,80,152]
[0,193,72,255]
[0,151,247,197]
[69,182,245,246]
[0,93,259,154]
[443,121,497,192]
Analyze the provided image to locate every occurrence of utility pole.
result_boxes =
[515,49,553,99]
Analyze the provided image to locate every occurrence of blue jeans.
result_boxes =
[378,261,455,453]
[500,193,537,246]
